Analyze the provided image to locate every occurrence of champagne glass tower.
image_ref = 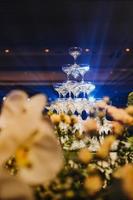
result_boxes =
[48,47,95,114]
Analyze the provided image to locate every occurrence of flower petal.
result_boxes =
[0,93,47,144]
[0,135,16,165]
[18,133,63,185]
[26,94,46,117]
[0,170,34,200]
[3,90,28,115]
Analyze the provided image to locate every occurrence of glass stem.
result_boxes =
[83,91,85,98]
[67,73,70,81]
[58,93,61,98]
[74,56,77,64]
[82,74,85,82]
[69,91,71,99]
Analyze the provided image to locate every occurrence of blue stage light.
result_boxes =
[89,96,95,102]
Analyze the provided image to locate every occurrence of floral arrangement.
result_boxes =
[46,96,133,200]
[49,113,91,150]
[35,138,133,200]
[49,100,113,151]
[0,90,133,200]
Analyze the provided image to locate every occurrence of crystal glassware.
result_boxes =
[76,64,90,82]
[62,64,73,81]
[86,83,95,97]
[69,47,82,63]
[54,83,63,99]
[61,87,68,98]
[72,85,80,98]
[70,63,80,79]
[62,63,80,79]
[62,80,76,98]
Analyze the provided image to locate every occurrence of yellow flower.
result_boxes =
[78,148,93,164]
[84,175,103,195]
[60,113,71,124]
[113,164,133,179]
[87,164,97,174]
[125,105,133,116]
[96,101,107,110]
[64,115,71,124]
[16,146,30,167]
[97,135,116,159]
[70,115,78,125]
[75,131,84,140]
[107,106,133,126]
[47,111,53,116]
[83,119,98,135]
[50,114,61,125]
[113,164,133,200]
[112,121,124,136]
[65,190,74,198]
[98,111,106,119]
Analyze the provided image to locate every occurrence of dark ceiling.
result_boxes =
[0,0,133,47]
[0,0,132,78]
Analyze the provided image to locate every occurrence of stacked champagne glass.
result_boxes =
[48,47,96,115]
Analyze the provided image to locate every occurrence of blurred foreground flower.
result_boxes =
[78,148,93,164]
[84,175,103,196]
[50,113,61,125]
[111,121,124,136]
[60,113,71,124]
[125,105,133,116]
[0,90,63,185]
[96,100,107,110]
[107,106,133,125]
[97,135,116,159]
[0,170,34,200]
[83,118,98,135]
[114,164,133,200]
[50,113,78,126]
[103,96,110,104]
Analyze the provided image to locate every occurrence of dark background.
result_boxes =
[0,0,132,106]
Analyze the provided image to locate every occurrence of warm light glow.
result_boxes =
[125,48,130,52]
[3,96,6,101]
[44,48,50,53]
[4,49,10,53]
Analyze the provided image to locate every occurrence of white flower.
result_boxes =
[110,152,117,162]
[71,140,86,150]
[97,118,112,136]
[97,161,109,168]
[88,137,100,151]
[123,141,131,148]
[111,140,119,150]
[0,90,63,185]
[102,161,109,168]
[59,122,69,131]
[73,117,84,133]
[0,170,34,200]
